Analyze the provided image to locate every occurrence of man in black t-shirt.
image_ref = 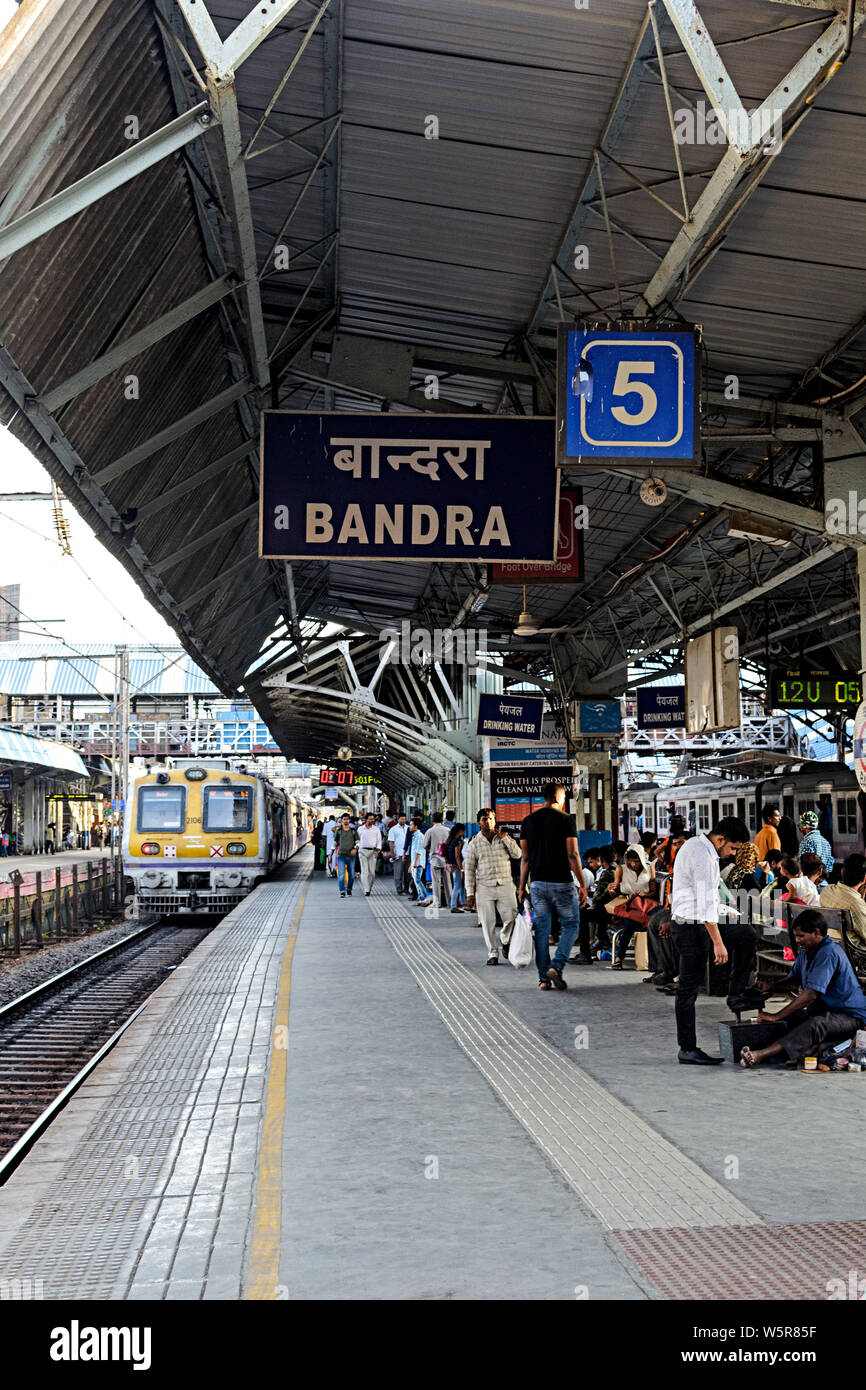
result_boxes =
[519,783,588,992]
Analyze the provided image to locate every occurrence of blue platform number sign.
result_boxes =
[559,327,698,463]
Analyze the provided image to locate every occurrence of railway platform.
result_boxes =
[0,851,864,1303]
[0,848,114,878]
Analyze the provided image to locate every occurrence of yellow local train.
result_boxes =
[123,759,313,915]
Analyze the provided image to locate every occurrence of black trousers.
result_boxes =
[670,919,758,1052]
[648,909,677,978]
[584,905,611,952]
[777,1008,860,1061]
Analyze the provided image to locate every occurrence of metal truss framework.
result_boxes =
[1,0,864,763]
[245,634,479,793]
[525,0,866,332]
[0,0,344,690]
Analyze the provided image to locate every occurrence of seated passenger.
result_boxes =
[608,846,656,971]
[786,851,826,909]
[721,843,761,896]
[758,848,783,890]
[585,844,617,955]
[740,910,866,1067]
[820,852,866,945]
[655,816,686,873]
[777,856,800,898]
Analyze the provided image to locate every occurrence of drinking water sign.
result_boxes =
[558,327,698,464]
[260,413,559,562]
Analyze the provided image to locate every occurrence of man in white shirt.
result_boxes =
[358,813,382,896]
[670,816,756,1066]
[387,813,410,895]
[423,811,452,908]
[323,817,338,876]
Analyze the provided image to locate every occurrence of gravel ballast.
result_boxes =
[0,915,162,1007]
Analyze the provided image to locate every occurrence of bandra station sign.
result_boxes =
[260,413,558,563]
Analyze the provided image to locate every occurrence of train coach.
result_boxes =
[620,761,864,860]
[123,759,312,915]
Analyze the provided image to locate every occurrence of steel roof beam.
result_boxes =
[580,542,846,684]
[0,346,236,693]
[206,78,271,390]
[0,101,216,265]
[152,502,258,575]
[525,9,658,338]
[645,4,865,308]
[133,440,256,522]
[177,1,313,390]
[38,274,239,413]
[659,0,746,147]
[94,380,252,487]
[610,467,825,533]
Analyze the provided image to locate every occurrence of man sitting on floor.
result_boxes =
[740,909,866,1068]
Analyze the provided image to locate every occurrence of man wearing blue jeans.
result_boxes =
[333,813,359,898]
[519,783,588,991]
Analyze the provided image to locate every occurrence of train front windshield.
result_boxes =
[137,786,186,831]
[203,785,253,831]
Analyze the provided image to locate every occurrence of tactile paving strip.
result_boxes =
[0,864,309,1300]
[368,900,761,1233]
[614,1221,866,1299]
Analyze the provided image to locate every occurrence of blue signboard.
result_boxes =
[260,413,559,563]
[559,328,697,462]
[477,693,545,741]
[0,774,11,790]
[578,700,622,735]
[636,686,686,729]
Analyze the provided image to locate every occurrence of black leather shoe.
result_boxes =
[678,1048,724,1066]
[726,989,765,1013]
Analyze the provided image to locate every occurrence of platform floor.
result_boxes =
[0,855,864,1301]
[1,847,113,878]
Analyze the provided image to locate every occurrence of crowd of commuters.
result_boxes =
[0,819,114,858]
[310,790,866,1070]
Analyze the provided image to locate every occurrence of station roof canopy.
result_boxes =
[0,644,220,698]
[0,0,864,771]
[0,726,89,780]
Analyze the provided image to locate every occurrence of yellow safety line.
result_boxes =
[244,882,308,1299]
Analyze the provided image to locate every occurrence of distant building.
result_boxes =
[0,584,20,642]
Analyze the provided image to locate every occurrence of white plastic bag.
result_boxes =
[508,904,534,969]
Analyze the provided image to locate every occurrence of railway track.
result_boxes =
[0,923,208,1181]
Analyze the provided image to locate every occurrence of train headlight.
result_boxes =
[141,843,161,856]
[227,843,246,855]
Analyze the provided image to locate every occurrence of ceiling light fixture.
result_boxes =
[513,585,539,638]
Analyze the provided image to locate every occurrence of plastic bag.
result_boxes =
[509,904,534,969]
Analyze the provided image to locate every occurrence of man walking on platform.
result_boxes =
[323,816,338,876]
[424,812,452,908]
[334,813,360,898]
[670,815,756,1066]
[464,808,521,965]
[388,812,410,895]
[518,783,587,991]
[409,814,434,905]
[358,813,382,896]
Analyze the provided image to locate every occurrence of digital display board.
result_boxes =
[770,670,862,711]
[318,768,376,786]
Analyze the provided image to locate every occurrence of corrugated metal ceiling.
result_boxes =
[0,0,863,774]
